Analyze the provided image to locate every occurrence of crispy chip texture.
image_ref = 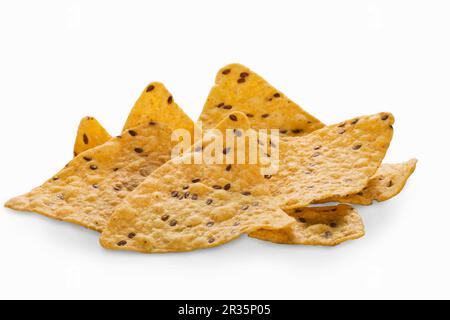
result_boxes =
[123,82,195,136]
[270,113,394,209]
[73,116,111,157]
[101,112,295,253]
[249,205,364,246]
[325,159,417,205]
[198,63,324,135]
[5,121,175,232]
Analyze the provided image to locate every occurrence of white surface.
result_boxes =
[0,0,448,300]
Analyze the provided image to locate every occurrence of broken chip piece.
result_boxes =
[249,204,364,246]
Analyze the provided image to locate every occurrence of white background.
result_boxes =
[0,0,448,300]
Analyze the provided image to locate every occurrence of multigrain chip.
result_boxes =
[123,82,195,137]
[324,159,417,205]
[73,116,111,157]
[198,63,324,135]
[101,112,392,253]
[269,113,394,209]
[249,205,364,246]
[5,121,176,232]
[100,112,295,253]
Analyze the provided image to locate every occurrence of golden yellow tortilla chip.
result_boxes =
[249,205,364,246]
[123,82,195,137]
[73,116,111,157]
[101,112,392,253]
[198,63,324,135]
[5,121,176,232]
[268,113,394,209]
[100,112,295,253]
[324,159,417,205]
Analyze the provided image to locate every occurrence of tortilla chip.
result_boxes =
[100,112,295,253]
[270,113,394,209]
[123,82,195,137]
[198,63,324,135]
[73,116,111,157]
[249,205,364,246]
[325,159,417,205]
[5,121,175,232]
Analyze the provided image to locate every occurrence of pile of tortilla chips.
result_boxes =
[5,64,417,253]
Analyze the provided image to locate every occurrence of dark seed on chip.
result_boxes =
[338,122,346,127]
[128,232,136,239]
[216,102,224,108]
[264,175,272,179]
[246,113,254,118]
[241,191,251,196]
[225,164,232,171]
[387,180,393,187]
[229,114,238,121]
[206,199,213,205]
[222,68,231,75]
[223,183,231,191]
[206,221,214,227]
[241,204,249,210]
[338,128,346,134]
[280,129,288,134]
[314,145,322,150]
[169,220,177,227]
[213,185,222,190]
[83,156,92,162]
[134,147,144,153]
[351,118,359,125]
[222,105,232,110]
[113,184,122,191]
[298,217,306,223]
[208,237,215,244]
[330,222,337,228]
[161,214,170,221]
[261,113,270,118]
[237,78,246,84]
[192,178,201,183]
[352,144,362,150]
[113,168,119,172]
[295,208,303,213]
[191,194,198,200]
[167,96,173,104]
[128,130,137,136]
[148,121,156,126]
[240,72,249,78]
[292,129,303,134]
[273,93,281,98]
[117,240,127,246]
[171,191,179,197]
[90,165,98,170]
[92,184,99,189]
[184,191,190,198]
[182,185,189,190]
[381,114,389,120]
[53,177,59,181]
[146,84,155,92]
[323,231,332,239]
[83,134,89,145]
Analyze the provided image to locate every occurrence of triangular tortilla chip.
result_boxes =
[198,63,324,135]
[267,113,394,209]
[101,112,392,253]
[5,120,176,232]
[123,82,195,137]
[198,64,414,205]
[249,205,364,246]
[100,112,295,253]
[73,116,111,157]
